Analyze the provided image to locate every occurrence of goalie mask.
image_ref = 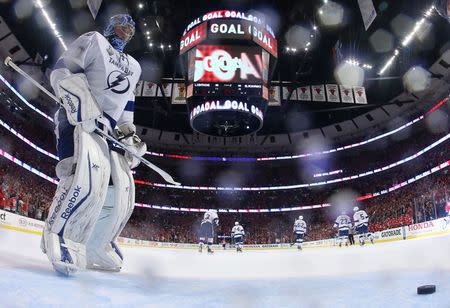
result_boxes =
[104,14,135,52]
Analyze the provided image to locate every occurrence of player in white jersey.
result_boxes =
[199,210,219,253]
[334,212,351,247]
[293,215,307,250]
[353,207,374,245]
[41,14,146,275]
[231,222,245,252]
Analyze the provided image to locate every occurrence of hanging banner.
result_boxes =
[282,86,297,101]
[172,83,187,104]
[134,80,143,97]
[357,0,377,30]
[157,83,173,98]
[325,84,340,103]
[311,85,326,102]
[353,86,368,104]
[142,81,158,97]
[297,86,312,101]
[340,85,354,103]
[268,85,281,106]
[87,0,102,20]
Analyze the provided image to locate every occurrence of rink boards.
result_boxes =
[1,209,450,250]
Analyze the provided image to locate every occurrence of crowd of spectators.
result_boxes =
[123,173,449,244]
[0,161,54,220]
[0,80,448,245]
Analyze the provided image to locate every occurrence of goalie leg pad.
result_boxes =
[42,126,110,273]
[86,151,135,271]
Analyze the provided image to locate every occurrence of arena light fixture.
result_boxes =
[138,3,144,9]
[378,5,435,75]
[34,0,67,50]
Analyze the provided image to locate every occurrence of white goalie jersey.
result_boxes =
[50,31,142,130]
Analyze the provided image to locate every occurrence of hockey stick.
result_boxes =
[4,56,181,186]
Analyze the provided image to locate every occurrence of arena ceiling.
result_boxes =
[1,0,449,134]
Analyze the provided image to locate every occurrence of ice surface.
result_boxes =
[1,227,450,307]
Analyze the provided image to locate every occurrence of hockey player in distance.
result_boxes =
[353,207,374,245]
[199,210,219,253]
[334,212,352,247]
[293,215,307,250]
[41,14,146,275]
[231,222,245,252]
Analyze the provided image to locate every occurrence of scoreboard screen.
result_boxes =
[187,45,269,98]
[193,45,264,84]
[180,10,277,136]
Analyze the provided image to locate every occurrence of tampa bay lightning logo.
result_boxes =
[105,70,130,94]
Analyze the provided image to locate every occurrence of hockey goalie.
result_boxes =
[40,14,146,275]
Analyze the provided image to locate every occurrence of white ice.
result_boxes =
[1,227,450,307]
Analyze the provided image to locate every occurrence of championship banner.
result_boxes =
[325,84,340,103]
[134,80,143,97]
[311,85,326,102]
[157,83,173,98]
[142,81,158,97]
[87,0,102,20]
[340,85,354,103]
[172,83,187,104]
[297,86,311,101]
[353,86,368,104]
[268,85,281,106]
[357,0,377,30]
[282,86,297,101]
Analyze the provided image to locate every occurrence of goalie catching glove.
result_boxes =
[115,123,147,168]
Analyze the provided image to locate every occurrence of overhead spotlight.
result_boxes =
[310,34,314,38]
[146,36,150,39]
[305,47,308,51]
[306,42,311,46]
[144,23,147,26]
[160,44,164,49]
[318,1,345,26]
[146,31,150,35]
[403,66,431,93]
[394,49,399,56]
[313,25,318,30]
[168,44,172,48]
[286,47,291,51]
[138,3,144,9]
[292,48,297,52]
[149,42,153,47]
